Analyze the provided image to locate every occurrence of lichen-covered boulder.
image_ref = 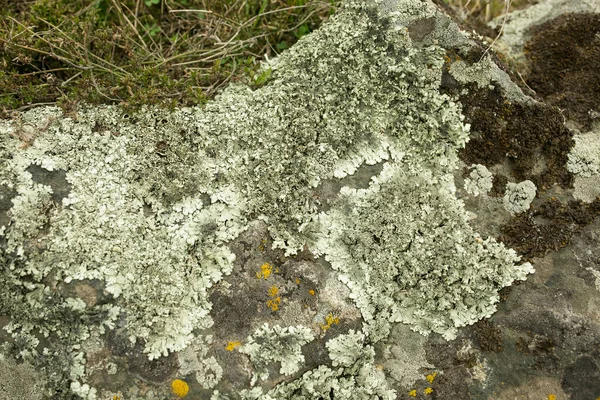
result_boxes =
[5,0,597,398]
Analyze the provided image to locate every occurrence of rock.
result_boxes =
[0,0,599,399]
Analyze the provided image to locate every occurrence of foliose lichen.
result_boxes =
[239,324,314,385]
[464,164,494,197]
[0,0,535,396]
[503,180,537,215]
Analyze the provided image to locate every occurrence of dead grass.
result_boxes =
[0,0,337,115]
[442,0,536,23]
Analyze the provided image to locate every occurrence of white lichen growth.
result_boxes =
[256,330,395,400]
[316,163,533,340]
[464,164,494,197]
[178,335,223,389]
[326,329,370,367]
[567,132,600,202]
[503,180,537,215]
[239,324,314,385]
[0,0,537,396]
[567,133,600,177]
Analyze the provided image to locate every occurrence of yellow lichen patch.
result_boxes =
[258,238,267,251]
[268,286,279,297]
[426,371,437,383]
[308,289,315,296]
[113,396,121,400]
[267,285,281,311]
[424,387,433,395]
[267,296,281,311]
[256,262,273,279]
[408,389,417,397]
[171,379,189,397]
[548,395,556,400]
[295,277,301,284]
[225,341,242,351]
[321,313,340,333]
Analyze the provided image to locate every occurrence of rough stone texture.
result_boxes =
[0,0,599,399]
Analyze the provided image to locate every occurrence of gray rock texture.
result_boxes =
[1,0,599,399]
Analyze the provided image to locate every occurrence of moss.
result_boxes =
[471,319,503,352]
[457,84,574,191]
[525,13,600,130]
[501,197,600,259]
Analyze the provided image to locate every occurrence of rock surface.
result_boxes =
[0,0,599,399]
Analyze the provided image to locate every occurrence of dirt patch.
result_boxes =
[525,13,600,130]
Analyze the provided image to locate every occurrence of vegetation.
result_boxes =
[0,0,337,115]
[442,0,533,23]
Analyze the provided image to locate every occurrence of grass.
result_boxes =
[0,0,338,115]
[442,0,535,23]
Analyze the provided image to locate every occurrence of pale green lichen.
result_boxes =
[248,329,395,400]
[239,324,314,385]
[464,164,494,197]
[0,0,536,396]
[567,132,600,177]
[503,180,537,215]
[567,131,600,202]
[316,162,533,340]
[177,335,223,389]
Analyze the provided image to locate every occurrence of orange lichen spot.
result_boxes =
[308,289,315,296]
[408,389,417,397]
[258,238,267,251]
[267,297,281,311]
[225,341,242,351]
[268,286,279,297]
[171,379,189,397]
[321,313,340,332]
[266,285,281,311]
[256,262,273,279]
[295,277,301,284]
[426,371,437,383]
[424,387,433,395]
[548,395,557,400]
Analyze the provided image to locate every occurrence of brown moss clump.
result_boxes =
[500,197,600,259]
[457,84,574,191]
[472,319,503,352]
[525,13,600,129]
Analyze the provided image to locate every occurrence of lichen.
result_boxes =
[503,180,537,215]
[238,323,314,385]
[0,0,536,396]
[567,132,600,202]
[254,329,395,399]
[177,335,223,389]
[316,162,533,340]
[464,164,494,197]
[171,379,190,397]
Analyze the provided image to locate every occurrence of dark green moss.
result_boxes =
[456,84,574,191]
[500,198,600,259]
[525,13,600,129]
[471,320,503,352]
